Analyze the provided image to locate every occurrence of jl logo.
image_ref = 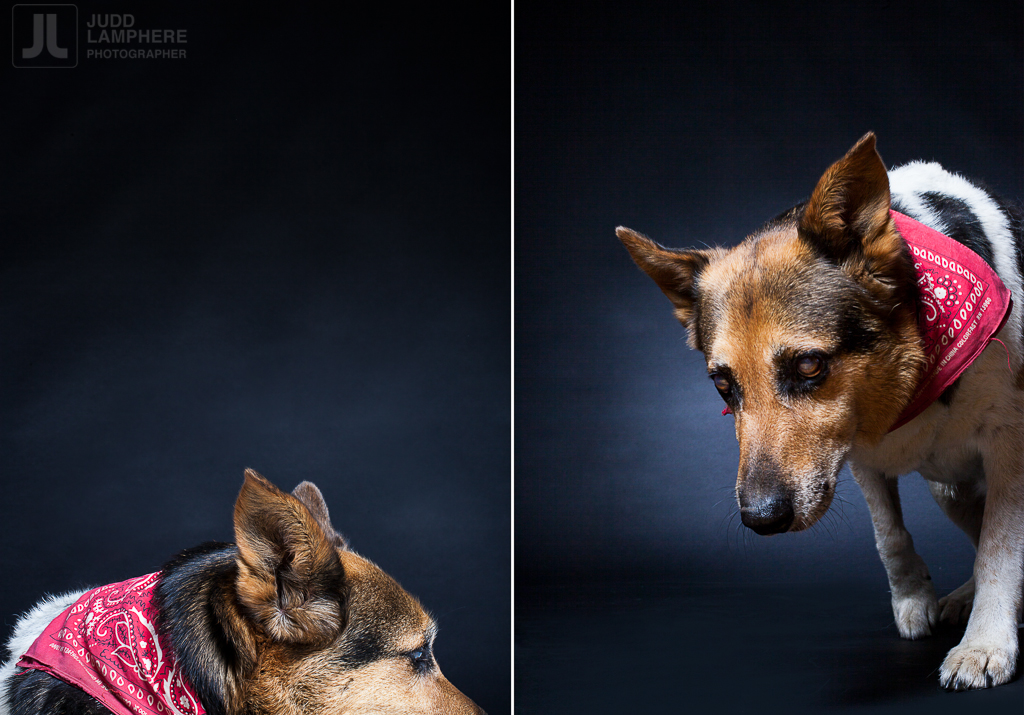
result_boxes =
[12,5,77,68]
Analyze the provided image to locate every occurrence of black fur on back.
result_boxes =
[919,192,996,269]
[4,669,111,715]
[153,541,240,715]
[954,174,1024,287]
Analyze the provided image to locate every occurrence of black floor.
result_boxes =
[516,575,1023,714]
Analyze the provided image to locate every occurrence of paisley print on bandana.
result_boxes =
[17,573,205,715]
[888,209,1013,431]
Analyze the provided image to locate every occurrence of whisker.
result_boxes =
[822,510,840,541]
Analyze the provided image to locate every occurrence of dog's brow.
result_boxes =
[707,362,731,375]
[773,345,832,360]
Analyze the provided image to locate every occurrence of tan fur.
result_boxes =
[619,132,1024,690]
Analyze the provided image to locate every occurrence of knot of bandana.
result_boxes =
[17,573,206,715]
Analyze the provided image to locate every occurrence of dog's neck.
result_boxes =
[155,542,242,715]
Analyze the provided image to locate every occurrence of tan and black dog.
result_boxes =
[0,470,485,714]
[618,133,1024,690]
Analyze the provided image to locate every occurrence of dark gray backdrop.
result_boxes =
[1,4,509,713]
[516,1,1022,712]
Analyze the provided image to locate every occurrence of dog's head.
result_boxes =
[618,133,924,534]
[223,470,485,714]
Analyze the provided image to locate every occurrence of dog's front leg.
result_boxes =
[851,465,938,638]
[939,430,1024,690]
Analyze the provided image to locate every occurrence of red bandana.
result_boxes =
[17,573,206,715]
[888,210,1013,431]
[719,210,1014,426]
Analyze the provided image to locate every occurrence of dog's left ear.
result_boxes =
[233,469,346,646]
[800,133,908,292]
[292,480,349,550]
[617,227,720,349]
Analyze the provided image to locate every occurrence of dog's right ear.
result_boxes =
[800,132,893,265]
[617,226,717,349]
[234,469,346,647]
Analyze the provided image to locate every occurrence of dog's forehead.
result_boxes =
[700,229,852,366]
[700,227,813,295]
[339,550,434,649]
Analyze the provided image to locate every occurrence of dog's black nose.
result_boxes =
[739,493,794,535]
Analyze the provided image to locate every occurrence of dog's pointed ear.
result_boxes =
[800,132,895,262]
[800,133,916,302]
[291,480,349,550]
[234,469,345,646]
[617,226,717,349]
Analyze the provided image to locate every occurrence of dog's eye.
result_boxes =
[795,354,824,378]
[407,645,433,673]
[711,374,731,393]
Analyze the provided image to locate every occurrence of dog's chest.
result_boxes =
[851,430,983,484]
[848,361,1009,483]
[850,419,979,481]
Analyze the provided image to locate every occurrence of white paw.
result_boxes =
[938,578,974,626]
[892,585,939,639]
[939,641,1018,690]
[887,554,938,639]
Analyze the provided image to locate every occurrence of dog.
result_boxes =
[0,470,486,714]
[617,133,1024,690]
